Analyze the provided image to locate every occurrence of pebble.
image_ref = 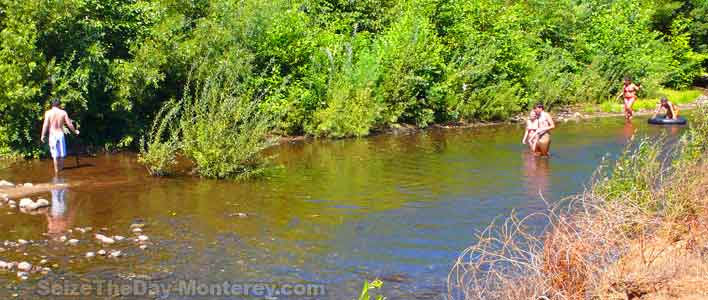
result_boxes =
[23,183,33,187]
[113,235,125,241]
[139,244,148,250]
[95,234,115,244]
[35,198,50,208]
[132,227,143,233]
[137,235,149,242]
[17,262,31,272]
[41,267,51,274]
[0,261,7,269]
[17,271,28,280]
[17,239,28,245]
[85,252,95,258]
[97,250,107,256]
[59,236,68,242]
[109,250,122,258]
[7,200,15,206]
[18,198,34,209]
[39,259,48,265]
[0,180,14,187]
[130,223,145,229]
[68,239,79,245]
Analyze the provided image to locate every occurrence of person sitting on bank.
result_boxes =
[652,96,679,120]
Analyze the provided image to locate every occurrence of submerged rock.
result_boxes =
[35,199,50,208]
[95,234,115,244]
[17,262,31,272]
[0,180,14,187]
[130,223,145,229]
[17,271,28,280]
[18,198,34,209]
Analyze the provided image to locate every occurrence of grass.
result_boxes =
[597,88,703,113]
[449,105,708,300]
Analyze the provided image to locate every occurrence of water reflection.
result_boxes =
[522,151,551,198]
[46,177,73,237]
[622,122,635,141]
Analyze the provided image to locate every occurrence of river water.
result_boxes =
[0,116,687,299]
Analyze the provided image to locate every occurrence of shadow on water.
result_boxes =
[0,114,696,299]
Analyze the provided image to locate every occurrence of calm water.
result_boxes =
[0,116,687,299]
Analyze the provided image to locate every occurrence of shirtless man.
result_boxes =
[531,103,555,156]
[40,99,79,174]
[621,77,641,121]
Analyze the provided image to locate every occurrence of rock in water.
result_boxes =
[113,236,125,242]
[0,261,7,269]
[95,234,115,244]
[68,239,79,245]
[18,198,34,209]
[132,227,143,233]
[137,235,149,242]
[109,250,122,258]
[23,183,33,187]
[97,250,107,256]
[17,262,31,272]
[35,199,50,208]
[85,252,95,258]
[0,180,13,187]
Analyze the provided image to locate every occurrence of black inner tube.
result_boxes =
[648,115,687,125]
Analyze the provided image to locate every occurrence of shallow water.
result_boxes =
[0,116,688,299]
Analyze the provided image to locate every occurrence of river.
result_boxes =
[0,115,687,299]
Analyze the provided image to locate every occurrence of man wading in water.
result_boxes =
[40,99,79,174]
[530,103,555,157]
[620,77,641,121]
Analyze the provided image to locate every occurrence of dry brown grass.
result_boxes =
[449,162,708,300]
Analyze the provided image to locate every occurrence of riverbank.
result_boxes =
[275,88,708,145]
[450,105,708,300]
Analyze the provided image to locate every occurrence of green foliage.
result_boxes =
[355,279,386,300]
[2,0,707,164]
[596,137,663,211]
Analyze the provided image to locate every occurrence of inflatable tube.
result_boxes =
[648,115,687,125]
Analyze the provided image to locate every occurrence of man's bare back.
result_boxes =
[41,100,79,174]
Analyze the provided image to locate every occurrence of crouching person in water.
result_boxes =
[652,96,680,120]
[40,99,80,174]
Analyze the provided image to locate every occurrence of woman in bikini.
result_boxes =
[522,111,539,152]
[621,77,641,121]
